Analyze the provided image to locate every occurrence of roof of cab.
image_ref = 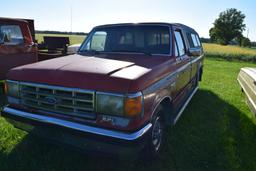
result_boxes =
[94,22,197,33]
[172,23,197,33]
[0,17,28,24]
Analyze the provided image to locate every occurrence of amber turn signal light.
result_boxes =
[124,96,142,117]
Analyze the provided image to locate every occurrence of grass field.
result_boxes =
[203,43,256,61]
[35,34,86,45]
[1,57,256,170]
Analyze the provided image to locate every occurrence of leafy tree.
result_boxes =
[236,35,244,46]
[241,37,251,47]
[209,8,246,45]
[236,35,251,47]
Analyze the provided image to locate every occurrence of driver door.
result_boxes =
[172,27,192,110]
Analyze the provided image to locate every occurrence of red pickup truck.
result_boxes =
[1,23,203,158]
[0,18,37,81]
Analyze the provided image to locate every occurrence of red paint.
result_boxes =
[7,23,204,132]
[8,54,174,93]
[0,18,37,80]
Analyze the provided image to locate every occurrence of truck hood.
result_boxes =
[8,54,174,92]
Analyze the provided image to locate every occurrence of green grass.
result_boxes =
[35,34,86,45]
[203,43,256,61]
[1,58,256,170]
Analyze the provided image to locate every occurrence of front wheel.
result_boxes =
[151,115,164,152]
[144,106,165,159]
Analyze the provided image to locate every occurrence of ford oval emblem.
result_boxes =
[44,96,57,105]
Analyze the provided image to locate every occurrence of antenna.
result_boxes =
[70,3,73,33]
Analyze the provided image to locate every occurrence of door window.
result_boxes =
[174,41,179,57]
[174,30,185,56]
[0,25,24,45]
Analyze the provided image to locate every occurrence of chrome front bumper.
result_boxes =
[1,107,152,141]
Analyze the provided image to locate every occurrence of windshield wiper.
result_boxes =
[110,50,152,56]
[79,50,101,55]
[79,49,152,56]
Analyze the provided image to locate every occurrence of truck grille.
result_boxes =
[20,82,95,119]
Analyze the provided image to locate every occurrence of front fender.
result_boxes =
[142,72,176,122]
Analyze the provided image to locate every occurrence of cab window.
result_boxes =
[0,25,24,45]
[191,34,199,47]
[187,33,201,48]
[195,34,201,47]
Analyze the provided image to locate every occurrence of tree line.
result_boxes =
[35,30,88,36]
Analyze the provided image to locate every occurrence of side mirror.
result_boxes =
[188,48,202,57]
[26,42,38,48]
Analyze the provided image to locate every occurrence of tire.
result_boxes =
[144,105,165,159]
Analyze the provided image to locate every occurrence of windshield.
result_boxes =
[79,25,171,55]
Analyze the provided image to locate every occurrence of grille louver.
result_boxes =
[20,82,95,119]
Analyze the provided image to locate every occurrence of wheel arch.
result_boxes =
[150,96,173,126]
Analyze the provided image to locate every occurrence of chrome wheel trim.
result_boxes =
[151,116,163,152]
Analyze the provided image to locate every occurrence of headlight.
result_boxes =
[96,93,124,116]
[5,80,20,97]
[96,92,143,117]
